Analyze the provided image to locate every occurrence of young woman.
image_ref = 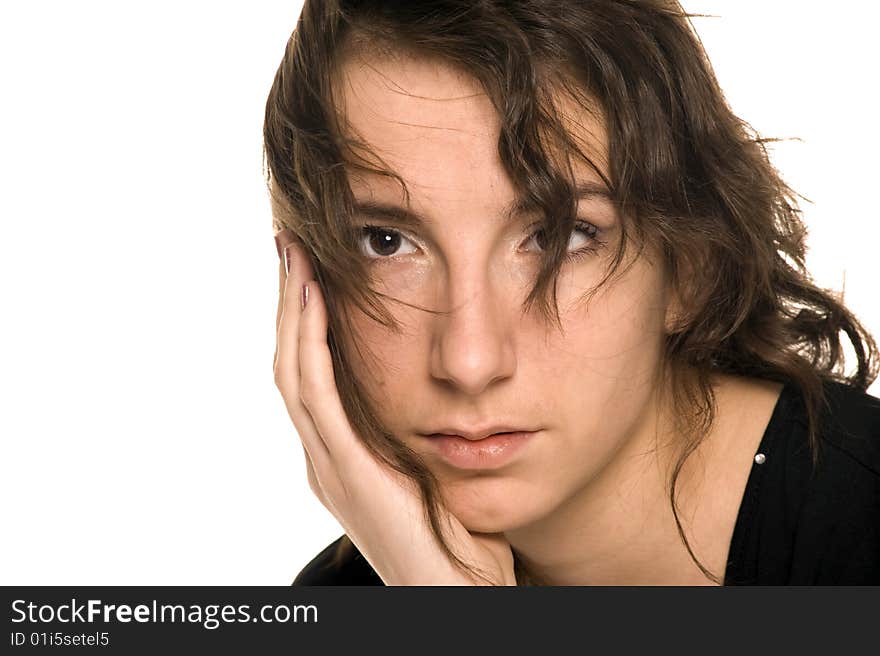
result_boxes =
[265,0,880,585]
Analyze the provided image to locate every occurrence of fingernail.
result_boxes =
[301,283,309,310]
[275,228,295,260]
[284,245,294,276]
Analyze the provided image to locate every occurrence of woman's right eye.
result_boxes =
[358,226,419,259]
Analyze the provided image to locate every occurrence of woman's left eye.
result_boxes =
[523,220,604,257]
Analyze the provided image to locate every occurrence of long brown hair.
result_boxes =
[263,0,878,585]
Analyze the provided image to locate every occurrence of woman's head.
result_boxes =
[264,0,877,584]
[327,51,678,534]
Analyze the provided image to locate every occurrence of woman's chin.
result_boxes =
[443,477,548,534]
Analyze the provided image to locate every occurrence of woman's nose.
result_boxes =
[429,274,517,396]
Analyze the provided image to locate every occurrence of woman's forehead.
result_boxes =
[335,49,490,118]
[335,53,610,205]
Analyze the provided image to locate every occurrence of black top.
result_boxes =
[292,378,880,585]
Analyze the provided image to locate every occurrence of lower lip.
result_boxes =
[424,431,539,470]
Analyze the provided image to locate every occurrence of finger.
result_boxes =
[274,229,298,369]
[297,278,365,469]
[274,258,285,371]
[273,231,315,380]
[274,230,289,370]
[275,247,332,473]
[274,241,306,391]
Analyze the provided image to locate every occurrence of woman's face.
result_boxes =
[336,53,675,533]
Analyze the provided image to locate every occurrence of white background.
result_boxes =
[1,1,877,584]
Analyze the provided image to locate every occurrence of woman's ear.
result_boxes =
[662,245,709,336]
[663,282,688,336]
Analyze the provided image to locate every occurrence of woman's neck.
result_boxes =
[504,373,783,585]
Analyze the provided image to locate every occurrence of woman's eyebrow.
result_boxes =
[351,181,611,227]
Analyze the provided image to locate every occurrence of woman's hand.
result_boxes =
[273,230,516,586]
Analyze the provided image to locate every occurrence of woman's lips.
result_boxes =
[422,431,539,470]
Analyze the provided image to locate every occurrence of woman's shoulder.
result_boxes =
[291,534,385,586]
[723,376,880,584]
[809,377,880,473]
